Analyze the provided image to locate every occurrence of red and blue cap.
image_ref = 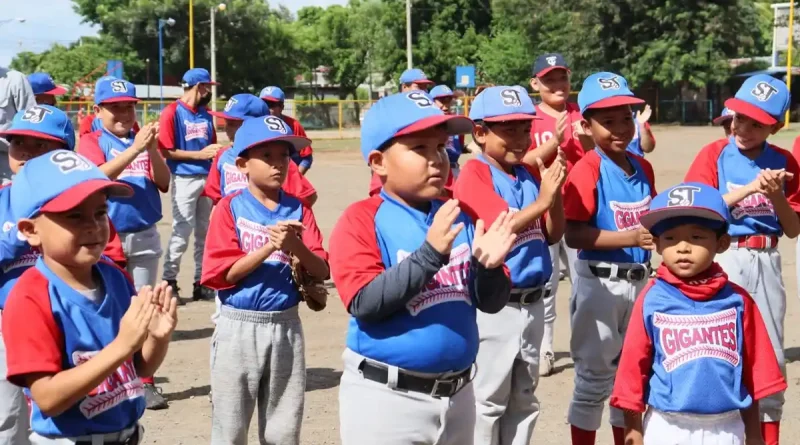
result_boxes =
[209,94,268,120]
[230,115,310,158]
[360,91,473,161]
[399,68,434,85]
[712,107,734,126]
[27,73,67,96]
[182,68,218,88]
[725,74,790,125]
[533,53,569,77]
[578,72,644,115]
[259,86,285,103]
[429,85,454,99]
[94,77,138,105]
[469,86,540,122]
[639,182,729,236]
[11,150,132,219]
[0,105,75,150]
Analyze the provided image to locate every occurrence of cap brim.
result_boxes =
[45,86,68,95]
[411,79,435,85]
[586,96,645,111]
[712,115,733,126]
[261,96,284,103]
[639,206,726,231]
[395,114,475,138]
[535,66,570,77]
[98,97,140,104]
[208,110,243,120]
[483,113,542,122]
[239,135,312,156]
[0,129,64,144]
[40,179,134,214]
[725,98,777,125]
[431,93,455,100]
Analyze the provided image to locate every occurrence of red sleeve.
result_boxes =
[563,152,600,221]
[368,172,382,197]
[203,149,224,203]
[294,120,313,158]
[283,161,316,201]
[328,197,385,309]
[77,131,107,166]
[157,103,177,151]
[792,135,800,161]
[103,223,126,266]
[3,269,64,387]
[78,114,95,137]
[453,160,510,226]
[773,146,800,213]
[632,154,657,197]
[300,205,329,264]
[733,283,788,401]
[610,281,655,412]
[684,140,726,187]
[200,195,248,290]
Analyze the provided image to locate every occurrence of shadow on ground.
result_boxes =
[173,327,215,342]
[307,367,342,392]
[551,351,574,375]
[787,347,800,364]
[165,385,211,402]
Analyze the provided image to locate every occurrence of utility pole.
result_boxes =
[406,0,412,68]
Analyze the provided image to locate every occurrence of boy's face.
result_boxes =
[369,125,450,204]
[225,118,244,142]
[8,136,64,174]
[268,101,284,117]
[730,114,781,151]
[19,191,110,269]
[582,105,635,153]
[474,120,532,169]
[35,94,57,106]
[434,97,454,114]
[531,69,570,107]
[236,142,290,192]
[95,102,136,137]
[656,223,730,279]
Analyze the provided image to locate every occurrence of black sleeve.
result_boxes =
[471,261,511,314]
[349,241,447,323]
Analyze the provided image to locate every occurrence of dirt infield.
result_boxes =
[139,126,800,444]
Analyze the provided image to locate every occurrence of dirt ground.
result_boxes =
[139,126,800,444]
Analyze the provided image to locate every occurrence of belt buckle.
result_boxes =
[430,377,459,398]
[519,289,542,305]
[626,264,647,281]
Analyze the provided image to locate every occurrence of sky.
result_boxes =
[0,0,346,68]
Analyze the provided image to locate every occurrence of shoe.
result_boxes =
[166,280,185,306]
[144,383,169,410]
[539,351,555,377]
[558,271,566,281]
[193,282,215,301]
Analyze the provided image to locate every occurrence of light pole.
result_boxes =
[405,0,412,68]
[158,17,176,108]
[189,0,195,68]
[210,3,226,112]
[146,58,151,100]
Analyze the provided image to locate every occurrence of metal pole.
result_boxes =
[146,58,151,100]
[159,21,164,108]
[787,1,795,126]
[405,0,412,68]
[211,7,217,112]
[189,0,195,68]
[774,5,780,68]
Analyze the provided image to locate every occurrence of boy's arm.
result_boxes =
[290,206,329,279]
[79,128,151,180]
[565,221,645,251]
[545,191,565,245]
[770,153,800,238]
[135,283,178,377]
[741,403,764,444]
[147,134,171,193]
[522,112,567,167]
[684,141,757,206]
[639,122,656,153]
[623,411,645,445]
[203,150,224,204]
[470,261,511,314]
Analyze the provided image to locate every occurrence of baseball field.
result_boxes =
[136,125,800,444]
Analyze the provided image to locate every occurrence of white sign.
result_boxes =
[773,3,800,52]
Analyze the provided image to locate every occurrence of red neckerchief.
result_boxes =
[656,262,728,302]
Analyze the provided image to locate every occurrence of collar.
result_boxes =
[656,262,728,301]
[178,99,199,114]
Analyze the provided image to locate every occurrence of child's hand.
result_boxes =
[117,290,157,354]
[425,199,465,255]
[537,150,566,206]
[132,123,155,153]
[148,281,178,341]
[199,144,223,160]
[632,226,655,250]
[472,211,516,269]
[554,111,568,144]
[758,168,793,199]
[272,220,305,252]
[636,104,652,125]
[147,122,161,152]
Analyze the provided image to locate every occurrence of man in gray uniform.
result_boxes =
[0,69,36,184]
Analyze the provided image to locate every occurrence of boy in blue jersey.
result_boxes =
[27,72,67,106]
[430,85,467,178]
[625,104,656,156]
[563,72,657,445]
[329,91,516,445]
[2,150,177,444]
[685,74,800,445]
[611,182,785,445]
[201,115,329,445]
[454,86,565,445]
[260,87,314,174]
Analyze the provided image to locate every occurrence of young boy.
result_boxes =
[611,182,786,445]
[259,86,314,174]
[204,94,317,207]
[430,85,468,178]
[714,107,734,138]
[27,72,67,106]
[3,150,177,444]
[684,74,800,445]
[454,86,566,445]
[201,115,329,445]
[399,68,435,92]
[329,91,516,445]
[563,72,657,445]
[626,104,656,156]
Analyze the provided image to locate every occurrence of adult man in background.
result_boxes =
[0,69,35,183]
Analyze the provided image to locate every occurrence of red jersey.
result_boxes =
[528,102,586,171]
[367,170,455,197]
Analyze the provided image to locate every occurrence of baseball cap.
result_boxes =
[639,182,729,236]
[429,85,455,99]
[533,53,569,77]
[27,73,67,96]
[399,68,434,85]
[230,115,310,158]
[578,72,645,115]
[725,74,790,125]
[469,86,540,122]
[360,91,474,161]
[94,77,138,105]
[259,86,285,103]
[0,105,75,150]
[11,150,132,219]
[712,107,734,126]
[182,68,218,88]
[209,94,268,120]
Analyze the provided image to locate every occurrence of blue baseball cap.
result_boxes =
[27,73,67,96]
[533,53,569,77]
[360,91,474,161]
[469,86,540,122]
[0,105,75,150]
[399,68,434,86]
[230,115,311,158]
[712,107,734,125]
[182,68,218,88]
[94,77,138,105]
[259,86,285,103]
[11,150,132,219]
[209,94,268,120]
[429,85,455,99]
[578,72,645,115]
[639,182,729,236]
[725,74,790,125]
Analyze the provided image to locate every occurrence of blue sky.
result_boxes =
[1,0,346,67]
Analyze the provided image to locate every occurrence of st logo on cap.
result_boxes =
[0,105,75,150]
[230,115,310,159]
[577,72,644,115]
[469,86,539,122]
[209,94,268,121]
[94,77,138,105]
[639,182,729,236]
[725,74,790,125]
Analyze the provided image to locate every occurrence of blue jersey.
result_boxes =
[158,100,216,176]
[626,116,645,156]
[216,147,247,197]
[445,135,464,165]
[0,185,38,308]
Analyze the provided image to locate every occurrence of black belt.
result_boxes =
[588,263,650,282]
[75,427,141,445]
[358,360,472,398]
[508,287,549,305]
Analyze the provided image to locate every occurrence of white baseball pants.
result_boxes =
[119,225,162,292]
[643,409,744,445]
[162,175,212,283]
